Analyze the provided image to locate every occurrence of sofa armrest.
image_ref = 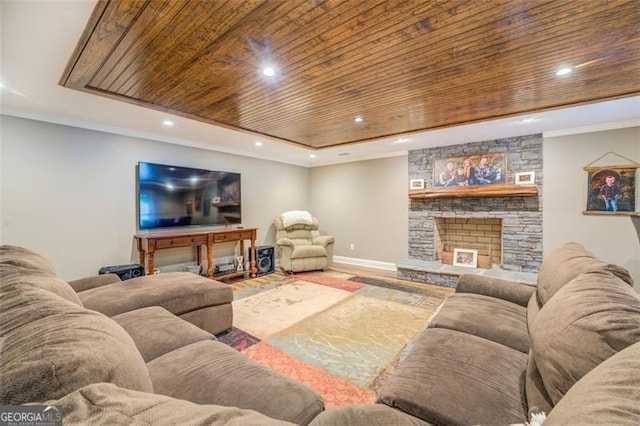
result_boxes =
[68,274,121,293]
[276,238,296,248]
[455,274,535,307]
[313,235,335,247]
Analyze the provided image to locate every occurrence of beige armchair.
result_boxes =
[274,211,335,273]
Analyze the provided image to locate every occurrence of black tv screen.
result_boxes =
[137,162,241,230]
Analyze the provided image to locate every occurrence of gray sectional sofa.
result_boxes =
[2,243,639,425]
[312,242,640,425]
[0,245,324,425]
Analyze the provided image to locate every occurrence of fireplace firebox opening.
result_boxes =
[434,217,502,269]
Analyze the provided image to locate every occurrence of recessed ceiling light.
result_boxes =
[255,141,263,147]
[163,120,174,126]
[520,117,536,123]
[309,154,317,159]
[394,137,409,144]
[262,66,275,77]
[555,67,572,76]
[354,116,364,123]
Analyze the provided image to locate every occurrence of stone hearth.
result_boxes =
[397,259,537,288]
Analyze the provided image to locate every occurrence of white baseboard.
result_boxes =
[332,256,397,272]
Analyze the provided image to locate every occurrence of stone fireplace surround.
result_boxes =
[400,134,543,287]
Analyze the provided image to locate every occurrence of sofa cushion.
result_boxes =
[524,350,553,418]
[546,341,640,425]
[376,328,528,425]
[0,245,56,276]
[78,272,233,317]
[179,303,233,335]
[429,293,529,352]
[309,404,433,426]
[147,340,324,425]
[530,271,640,404]
[0,273,153,404]
[536,242,633,306]
[68,273,122,293]
[0,265,81,305]
[455,274,535,307]
[39,382,295,426]
[526,292,541,333]
[112,306,215,362]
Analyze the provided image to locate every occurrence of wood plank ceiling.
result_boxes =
[61,0,640,150]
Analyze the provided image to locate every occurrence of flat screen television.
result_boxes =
[137,162,241,230]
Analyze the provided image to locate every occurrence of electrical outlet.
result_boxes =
[349,243,355,250]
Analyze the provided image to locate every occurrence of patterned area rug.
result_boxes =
[217,269,452,408]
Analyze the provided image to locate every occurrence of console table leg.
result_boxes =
[206,241,213,278]
[138,250,146,273]
[250,238,257,278]
[148,253,155,276]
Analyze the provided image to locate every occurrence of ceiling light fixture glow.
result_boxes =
[163,120,174,126]
[262,66,275,77]
[255,141,263,147]
[555,67,573,76]
[520,117,536,123]
[309,154,317,158]
[354,116,364,123]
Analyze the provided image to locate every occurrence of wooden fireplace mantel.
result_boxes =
[409,184,538,199]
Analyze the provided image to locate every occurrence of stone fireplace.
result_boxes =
[400,134,543,286]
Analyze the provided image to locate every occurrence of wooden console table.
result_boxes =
[135,227,257,280]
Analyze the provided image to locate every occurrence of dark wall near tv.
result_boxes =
[137,162,241,230]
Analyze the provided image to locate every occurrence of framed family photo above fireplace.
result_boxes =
[433,151,506,188]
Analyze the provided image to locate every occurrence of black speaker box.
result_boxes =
[252,245,274,276]
[99,263,145,281]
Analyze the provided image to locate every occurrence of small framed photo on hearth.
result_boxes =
[514,171,535,185]
[453,248,478,268]
[409,178,425,190]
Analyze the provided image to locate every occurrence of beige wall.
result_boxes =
[543,126,640,288]
[1,116,309,280]
[309,156,408,267]
[3,115,638,287]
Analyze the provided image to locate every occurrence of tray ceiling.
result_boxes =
[61,0,640,150]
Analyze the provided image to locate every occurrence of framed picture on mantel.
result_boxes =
[409,178,425,190]
[433,151,506,188]
[515,171,535,185]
